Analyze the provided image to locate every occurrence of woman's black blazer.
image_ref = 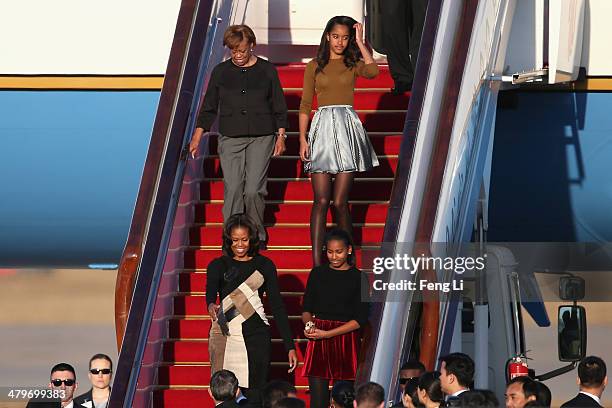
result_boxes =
[196,57,288,137]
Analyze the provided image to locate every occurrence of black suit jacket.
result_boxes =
[196,58,289,137]
[561,393,603,408]
[73,388,93,408]
[217,400,243,408]
[25,400,60,408]
[73,388,110,408]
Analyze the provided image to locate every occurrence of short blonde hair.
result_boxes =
[223,25,256,49]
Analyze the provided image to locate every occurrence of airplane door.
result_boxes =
[548,0,585,83]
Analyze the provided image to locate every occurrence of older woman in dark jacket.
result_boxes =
[189,24,288,245]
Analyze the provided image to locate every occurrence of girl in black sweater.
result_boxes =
[301,228,370,408]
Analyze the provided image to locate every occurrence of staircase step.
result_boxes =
[283,89,410,110]
[287,110,405,132]
[185,248,376,270]
[158,364,309,387]
[194,202,390,224]
[153,389,213,408]
[163,340,308,363]
[179,270,311,293]
[207,133,403,156]
[199,179,393,201]
[174,294,304,316]
[203,155,398,178]
[153,388,311,408]
[169,317,306,340]
[191,225,384,246]
[277,64,394,88]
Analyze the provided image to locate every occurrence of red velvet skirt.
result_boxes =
[301,318,359,380]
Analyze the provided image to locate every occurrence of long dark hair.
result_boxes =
[404,378,424,408]
[418,372,445,405]
[323,228,355,266]
[315,16,361,74]
[222,214,260,258]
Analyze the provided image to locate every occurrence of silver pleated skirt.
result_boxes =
[304,105,379,174]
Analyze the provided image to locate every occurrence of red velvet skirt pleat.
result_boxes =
[301,318,359,380]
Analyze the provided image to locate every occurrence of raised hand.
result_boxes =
[353,23,364,45]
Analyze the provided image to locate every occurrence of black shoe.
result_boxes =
[391,81,412,94]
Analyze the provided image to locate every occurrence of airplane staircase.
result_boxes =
[152,64,408,407]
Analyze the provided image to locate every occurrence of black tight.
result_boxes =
[309,377,330,408]
[309,378,355,408]
[310,173,354,266]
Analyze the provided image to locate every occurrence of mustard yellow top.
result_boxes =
[299,58,379,115]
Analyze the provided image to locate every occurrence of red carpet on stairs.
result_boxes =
[153,64,408,407]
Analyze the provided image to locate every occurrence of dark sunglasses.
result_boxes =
[90,368,112,375]
[51,379,75,387]
[399,377,414,385]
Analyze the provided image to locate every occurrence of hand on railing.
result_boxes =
[189,128,205,158]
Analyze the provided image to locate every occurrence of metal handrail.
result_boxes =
[356,0,444,391]
[358,0,480,401]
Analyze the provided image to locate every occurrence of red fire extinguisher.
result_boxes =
[507,355,530,380]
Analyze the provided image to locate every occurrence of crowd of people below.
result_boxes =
[192,353,608,408]
[202,353,609,408]
[27,353,608,408]
[390,354,607,408]
[31,351,605,407]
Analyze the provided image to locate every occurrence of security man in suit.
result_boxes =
[561,356,607,408]
[26,363,78,408]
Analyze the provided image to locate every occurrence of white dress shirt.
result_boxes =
[579,391,602,405]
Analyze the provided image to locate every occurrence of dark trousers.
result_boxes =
[244,328,272,406]
[382,0,428,84]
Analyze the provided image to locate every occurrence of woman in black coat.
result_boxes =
[189,24,288,246]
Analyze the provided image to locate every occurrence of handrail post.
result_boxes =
[114,249,140,349]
